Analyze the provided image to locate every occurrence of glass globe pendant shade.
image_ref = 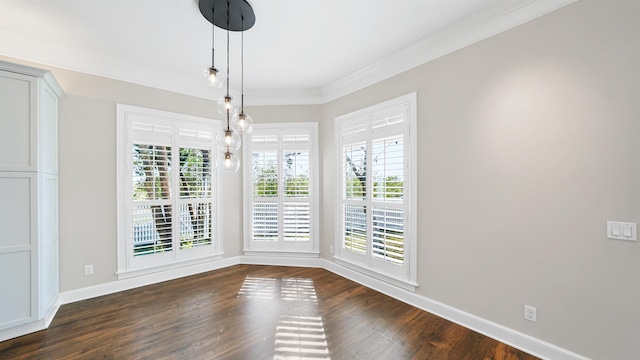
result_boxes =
[231,111,254,134]
[216,95,237,115]
[215,151,240,172]
[203,67,224,88]
[215,128,241,151]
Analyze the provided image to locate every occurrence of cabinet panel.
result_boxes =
[40,175,59,316]
[41,238,59,315]
[41,175,58,240]
[39,84,58,174]
[0,176,35,248]
[0,251,34,329]
[0,73,36,170]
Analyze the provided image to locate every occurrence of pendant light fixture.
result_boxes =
[231,26,254,134]
[214,26,241,153]
[199,0,255,172]
[204,9,223,89]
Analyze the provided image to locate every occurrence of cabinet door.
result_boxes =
[0,173,38,330]
[0,71,38,171]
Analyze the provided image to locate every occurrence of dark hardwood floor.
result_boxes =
[0,265,539,359]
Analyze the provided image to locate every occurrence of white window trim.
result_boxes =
[116,104,223,279]
[334,93,418,291]
[242,122,320,257]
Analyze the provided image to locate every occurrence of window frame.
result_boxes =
[334,93,417,291]
[242,122,319,257]
[116,104,223,279]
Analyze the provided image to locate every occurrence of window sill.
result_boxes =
[243,249,320,258]
[333,256,418,292]
[116,252,224,280]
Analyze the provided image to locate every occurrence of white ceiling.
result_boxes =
[0,0,576,105]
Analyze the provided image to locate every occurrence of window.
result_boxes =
[243,123,319,256]
[117,104,221,278]
[334,93,417,290]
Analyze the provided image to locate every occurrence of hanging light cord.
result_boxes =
[211,7,215,67]
[241,16,244,112]
[225,0,231,130]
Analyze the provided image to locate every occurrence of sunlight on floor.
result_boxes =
[237,276,318,304]
[273,316,331,360]
[237,276,330,359]
[281,278,318,303]
[237,276,277,299]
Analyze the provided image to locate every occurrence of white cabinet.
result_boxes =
[0,61,63,338]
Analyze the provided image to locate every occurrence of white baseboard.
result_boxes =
[0,318,48,343]
[59,256,240,304]
[0,295,62,343]
[3,255,589,360]
[322,259,590,360]
[239,254,324,267]
[43,295,62,328]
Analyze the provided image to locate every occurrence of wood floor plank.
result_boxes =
[0,265,539,359]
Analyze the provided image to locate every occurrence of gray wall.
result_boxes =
[2,0,639,358]
[322,1,639,359]
[0,60,244,290]
[57,69,248,289]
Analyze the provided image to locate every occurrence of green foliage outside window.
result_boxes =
[373,175,403,199]
[253,164,278,196]
[253,152,310,197]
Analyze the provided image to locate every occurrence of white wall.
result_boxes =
[322,1,639,359]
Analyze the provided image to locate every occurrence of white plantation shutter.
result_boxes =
[282,135,311,243]
[342,134,367,255]
[372,136,404,201]
[117,105,221,277]
[132,204,172,256]
[131,119,172,145]
[178,148,212,199]
[371,135,405,266]
[283,150,309,197]
[179,202,212,248]
[178,147,213,250]
[176,122,215,253]
[372,207,404,264]
[252,150,279,198]
[132,144,173,200]
[253,201,278,241]
[243,123,318,255]
[283,202,310,241]
[334,93,417,289]
[129,117,175,266]
[343,142,366,200]
[252,147,278,242]
[344,204,366,254]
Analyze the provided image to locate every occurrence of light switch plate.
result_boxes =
[607,221,637,241]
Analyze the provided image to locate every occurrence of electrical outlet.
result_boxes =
[524,305,536,322]
[84,264,94,275]
[330,245,334,254]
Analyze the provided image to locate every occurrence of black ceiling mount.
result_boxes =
[199,0,255,32]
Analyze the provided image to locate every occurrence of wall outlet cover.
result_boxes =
[524,305,536,322]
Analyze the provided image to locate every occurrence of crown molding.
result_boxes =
[0,60,64,96]
[320,0,579,103]
[244,88,324,106]
[0,31,222,99]
[0,0,578,106]
[0,33,324,106]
